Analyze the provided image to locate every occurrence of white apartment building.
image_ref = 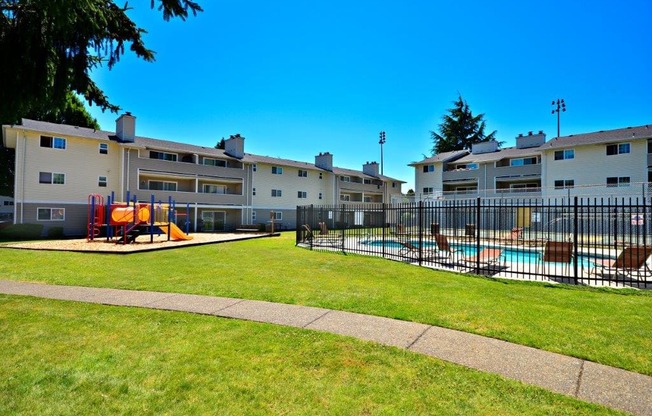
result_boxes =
[410,124,652,201]
[1,115,404,236]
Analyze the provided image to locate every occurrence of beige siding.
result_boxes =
[17,131,121,204]
[252,163,331,209]
[414,162,443,194]
[542,140,647,198]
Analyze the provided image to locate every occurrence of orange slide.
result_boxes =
[155,222,193,241]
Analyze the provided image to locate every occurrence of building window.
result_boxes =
[40,136,66,149]
[99,143,108,154]
[149,151,177,162]
[252,187,256,196]
[203,158,227,167]
[554,180,574,189]
[273,212,282,221]
[422,165,435,173]
[37,208,65,221]
[393,182,397,188]
[39,172,65,184]
[297,191,307,198]
[203,184,226,194]
[455,163,478,170]
[340,194,350,201]
[98,176,108,187]
[607,177,630,187]
[252,164,257,172]
[606,143,630,156]
[148,180,177,191]
[340,176,350,182]
[319,172,323,179]
[298,169,308,177]
[423,187,434,193]
[252,211,257,222]
[554,149,574,160]
[272,166,283,174]
[271,189,282,197]
[510,157,538,166]
[319,192,323,200]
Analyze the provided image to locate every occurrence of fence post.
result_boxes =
[573,196,579,284]
[476,197,481,271]
[418,200,424,266]
[382,203,386,259]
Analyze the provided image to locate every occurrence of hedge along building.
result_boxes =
[2,114,404,236]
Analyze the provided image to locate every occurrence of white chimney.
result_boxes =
[315,152,333,171]
[363,161,379,177]
[116,112,136,142]
[225,134,245,159]
[471,140,498,154]
[516,131,546,149]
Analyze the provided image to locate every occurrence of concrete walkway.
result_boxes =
[1,280,650,416]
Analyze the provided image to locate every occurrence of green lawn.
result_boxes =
[0,295,621,415]
[1,232,652,377]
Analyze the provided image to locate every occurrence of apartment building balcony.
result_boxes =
[136,153,245,178]
[137,172,246,205]
[442,168,479,182]
[339,181,385,193]
[339,192,384,204]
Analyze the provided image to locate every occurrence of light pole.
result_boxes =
[551,98,566,138]
[378,131,386,175]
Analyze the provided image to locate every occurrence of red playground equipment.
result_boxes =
[87,193,192,244]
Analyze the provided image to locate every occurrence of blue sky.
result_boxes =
[88,0,652,191]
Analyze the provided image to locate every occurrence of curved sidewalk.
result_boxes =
[1,279,650,416]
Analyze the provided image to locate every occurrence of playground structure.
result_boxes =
[87,192,192,244]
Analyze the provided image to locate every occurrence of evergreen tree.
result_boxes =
[0,0,202,124]
[431,95,499,154]
[215,138,226,149]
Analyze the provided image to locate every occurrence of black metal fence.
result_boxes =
[296,197,652,289]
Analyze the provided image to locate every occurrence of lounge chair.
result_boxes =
[433,234,464,262]
[590,246,652,279]
[302,224,341,247]
[318,222,342,238]
[536,241,573,275]
[462,248,505,273]
[498,227,522,244]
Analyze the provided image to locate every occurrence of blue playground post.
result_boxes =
[150,194,155,243]
[89,195,96,241]
[167,195,172,241]
[185,202,191,234]
[106,194,112,241]
[126,190,130,206]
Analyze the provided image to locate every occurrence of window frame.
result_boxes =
[554,149,574,160]
[40,135,66,150]
[297,191,307,198]
[149,150,178,162]
[422,164,435,173]
[554,179,575,189]
[39,171,65,185]
[203,158,227,167]
[99,143,108,154]
[37,207,65,221]
[98,176,108,187]
[606,176,631,187]
[298,169,308,177]
[606,143,631,156]
[271,166,283,175]
[271,189,282,197]
[148,180,178,191]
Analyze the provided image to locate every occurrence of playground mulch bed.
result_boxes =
[0,232,270,254]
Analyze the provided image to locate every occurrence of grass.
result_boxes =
[1,232,652,377]
[0,295,621,415]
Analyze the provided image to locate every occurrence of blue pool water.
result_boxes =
[362,240,597,267]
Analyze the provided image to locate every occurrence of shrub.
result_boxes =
[0,224,44,241]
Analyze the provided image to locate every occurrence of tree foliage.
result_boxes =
[431,95,499,155]
[0,0,202,124]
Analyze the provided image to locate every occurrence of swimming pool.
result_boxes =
[361,239,598,267]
